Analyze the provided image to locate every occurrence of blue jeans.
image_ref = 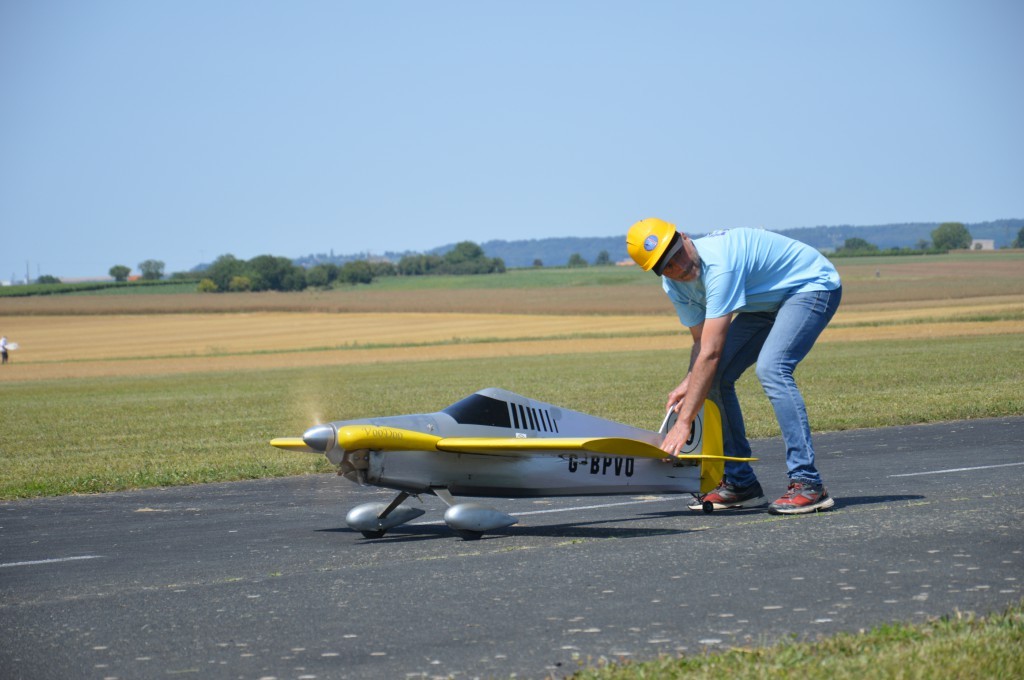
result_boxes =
[710,287,842,488]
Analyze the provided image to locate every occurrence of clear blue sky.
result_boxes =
[2,1,1021,280]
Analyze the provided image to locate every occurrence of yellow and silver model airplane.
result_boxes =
[271,388,756,539]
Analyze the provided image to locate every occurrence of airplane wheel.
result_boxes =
[361,530,386,539]
[702,501,714,514]
[455,530,483,541]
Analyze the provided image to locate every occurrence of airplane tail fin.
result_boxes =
[700,400,726,494]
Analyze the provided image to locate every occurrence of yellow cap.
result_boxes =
[626,218,677,271]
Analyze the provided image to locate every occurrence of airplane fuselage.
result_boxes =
[322,388,704,498]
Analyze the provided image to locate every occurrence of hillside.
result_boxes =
[294,219,1022,269]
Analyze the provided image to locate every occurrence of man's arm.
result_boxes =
[660,314,732,455]
[665,323,702,412]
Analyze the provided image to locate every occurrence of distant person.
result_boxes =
[1,335,8,364]
[626,219,842,514]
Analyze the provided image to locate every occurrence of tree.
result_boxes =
[197,278,218,293]
[838,237,878,253]
[370,261,397,278]
[442,241,503,274]
[228,275,252,292]
[594,250,611,266]
[203,255,245,291]
[109,265,131,282]
[305,263,339,288]
[36,275,61,284]
[567,253,588,268]
[339,260,374,285]
[532,259,543,268]
[931,222,971,251]
[398,253,442,276]
[138,259,165,280]
[248,254,306,291]
[445,241,486,265]
[1013,226,1024,249]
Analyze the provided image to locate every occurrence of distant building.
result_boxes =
[970,239,995,251]
[61,276,116,283]
[616,259,636,267]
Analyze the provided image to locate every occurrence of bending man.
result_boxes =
[626,218,842,514]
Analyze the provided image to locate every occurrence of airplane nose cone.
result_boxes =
[303,424,337,452]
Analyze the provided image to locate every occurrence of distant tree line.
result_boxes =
[195,241,504,292]
[396,242,505,276]
[831,222,977,257]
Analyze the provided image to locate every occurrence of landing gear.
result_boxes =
[434,488,517,540]
[346,491,426,538]
[345,488,517,540]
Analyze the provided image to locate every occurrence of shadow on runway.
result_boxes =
[639,507,765,519]
[315,517,697,544]
[830,494,925,509]
[636,493,927,517]
[310,494,928,544]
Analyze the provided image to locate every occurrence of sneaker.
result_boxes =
[768,481,835,515]
[689,479,767,511]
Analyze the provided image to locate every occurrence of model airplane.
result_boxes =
[271,388,756,539]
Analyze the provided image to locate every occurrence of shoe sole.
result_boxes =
[688,495,767,511]
[767,496,836,515]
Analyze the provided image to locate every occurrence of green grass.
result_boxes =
[571,601,1024,680]
[0,279,192,297]
[350,265,650,291]
[1,333,1021,501]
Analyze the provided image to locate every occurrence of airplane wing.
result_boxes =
[271,425,757,462]
[437,436,757,462]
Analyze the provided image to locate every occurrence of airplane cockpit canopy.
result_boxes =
[442,393,512,428]
[443,392,561,433]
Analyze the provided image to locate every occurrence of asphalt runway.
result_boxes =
[2,417,1023,680]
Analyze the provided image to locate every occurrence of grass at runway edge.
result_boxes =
[569,600,1024,680]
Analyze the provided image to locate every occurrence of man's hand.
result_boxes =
[660,417,693,458]
[665,377,690,414]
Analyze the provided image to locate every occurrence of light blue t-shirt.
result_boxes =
[663,228,841,327]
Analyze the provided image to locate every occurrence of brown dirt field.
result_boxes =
[834,258,1024,304]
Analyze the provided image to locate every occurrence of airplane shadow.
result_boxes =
[317,516,697,544]
[314,494,929,543]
